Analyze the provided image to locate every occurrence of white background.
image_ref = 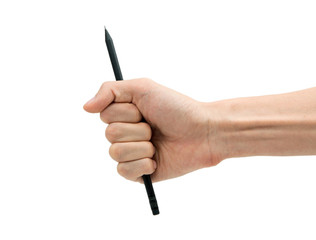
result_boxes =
[0,0,316,239]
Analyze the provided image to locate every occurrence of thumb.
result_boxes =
[83,78,152,113]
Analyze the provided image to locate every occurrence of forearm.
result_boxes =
[207,87,316,159]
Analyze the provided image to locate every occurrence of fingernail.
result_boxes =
[84,96,95,105]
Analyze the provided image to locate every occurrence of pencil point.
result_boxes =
[104,26,111,41]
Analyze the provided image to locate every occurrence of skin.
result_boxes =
[84,78,316,183]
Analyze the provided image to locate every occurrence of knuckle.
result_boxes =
[101,81,107,87]
[100,111,110,123]
[143,158,155,174]
[112,87,121,100]
[109,143,122,161]
[100,81,110,93]
[117,163,128,177]
[105,124,120,142]
[101,81,110,89]
[129,104,142,121]
[147,142,155,156]
[133,110,142,122]
[142,123,152,140]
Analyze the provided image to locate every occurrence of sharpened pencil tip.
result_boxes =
[104,26,111,41]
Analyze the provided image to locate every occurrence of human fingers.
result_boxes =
[83,78,153,113]
[106,122,152,143]
[117,158,157,181]
[109,141,155,162]
[100,103,142,124]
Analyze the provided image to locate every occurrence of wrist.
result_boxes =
[200,101,233,164]
[207,99,252,159]
[203,98,264,161]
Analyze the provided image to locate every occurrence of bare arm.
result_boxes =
[84,79,316,183]
[207,87,316,159]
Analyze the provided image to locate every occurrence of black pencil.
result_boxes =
[104,27,160,215]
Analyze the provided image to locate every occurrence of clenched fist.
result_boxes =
[83,78,223,183]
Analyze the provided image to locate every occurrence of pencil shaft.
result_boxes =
[105,30,123,80]
[104,27,159,215]
[143,175,159,214]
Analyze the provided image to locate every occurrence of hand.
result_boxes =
[83,78,223,182]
